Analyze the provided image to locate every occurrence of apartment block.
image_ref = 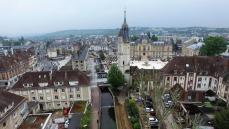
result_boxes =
[0,91,29,129]
[10,70,91,111]
[72,46,89,71]
[0,49,36,88]
[163,56,229,102]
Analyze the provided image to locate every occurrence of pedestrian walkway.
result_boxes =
[115,90,133,129]
[90,87,100,129]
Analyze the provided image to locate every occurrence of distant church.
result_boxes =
[117,10,173,79]
[117,10,131,76]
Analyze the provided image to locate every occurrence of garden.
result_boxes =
[126,98,141,129]
[70,101,87,113]
[80,104,91,129]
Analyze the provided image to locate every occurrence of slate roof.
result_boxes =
[73,46,89,61]
[12,70,90,90]
[163,56,229,78]
[0,49,35,72]
[0,91,26,123]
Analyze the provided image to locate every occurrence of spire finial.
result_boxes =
[124,9,127,24]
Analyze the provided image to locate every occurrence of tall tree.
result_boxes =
[214,109,229,129]
[151,35,158,41]
[19,36,25,45]
[200,36,228,56]
[108,64,125,90]
[130,35,139,41]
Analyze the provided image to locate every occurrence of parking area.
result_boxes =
[130,93,159,129]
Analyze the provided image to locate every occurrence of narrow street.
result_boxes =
[89,58,98,87]
[91,87,100,129]
[90,57,101,129]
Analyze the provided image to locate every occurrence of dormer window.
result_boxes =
[69,81,79,86]
[23,83,33,88]
[54,81,64,86]
[186,64,189,67]
[174,70,177,74]
[199,72,202,75]
[39,82,48,87]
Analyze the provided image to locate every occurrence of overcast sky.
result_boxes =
[0,0,229,36]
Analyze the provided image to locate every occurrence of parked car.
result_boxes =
[54,117,65,124]
[162,93,171,101]
[145,101,153,108]
[149,116,159,127]
[64,119,69,128]
[163,93,174,108]
[145,107,154,113]
[146,95,153,102]
[164,102,170,108]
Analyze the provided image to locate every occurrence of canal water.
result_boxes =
[100,87,117,129]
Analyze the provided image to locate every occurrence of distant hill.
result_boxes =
[28,27,153,40]
[30,29,119,40]
[27,27,229,40]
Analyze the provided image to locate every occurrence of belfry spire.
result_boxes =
[118,9,129,43]
[124,10,127,24]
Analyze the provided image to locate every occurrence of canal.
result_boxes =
[100,87,117,129]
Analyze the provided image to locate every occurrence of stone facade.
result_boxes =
[130,36,173,60]
[163,56,229,102]
[0,91,29,129]
[0,49,36,88]
[10,70,91,111]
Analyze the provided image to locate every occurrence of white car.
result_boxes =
[64,119,69,128]
[149,116,159,125]
[145,107,154,113]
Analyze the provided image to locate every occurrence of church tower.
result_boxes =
[117,10,130,76]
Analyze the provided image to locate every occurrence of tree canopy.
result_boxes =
[130,35,139,41]
[151,35,158,41]
[200,36,228,56]
[107,64,125,90]
[214,109,229,129]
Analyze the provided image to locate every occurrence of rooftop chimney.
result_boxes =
[65,71,67,79]
[50,70,52,80]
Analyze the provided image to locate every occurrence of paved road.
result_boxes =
[89,58,98,87]
[91,87,100,129]
[68,114,83,129]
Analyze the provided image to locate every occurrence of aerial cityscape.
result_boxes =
[0,0,229,129]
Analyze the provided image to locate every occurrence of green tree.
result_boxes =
[151,35,158,41]
[108,64,125,90]
[130,35,139,41]
[200,36,228,56]
[127,99,139,118]
[19,36,25,45]
[214,109,229,129]
[133,122,141,129]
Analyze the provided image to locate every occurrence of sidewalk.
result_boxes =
[90,87,100,129]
